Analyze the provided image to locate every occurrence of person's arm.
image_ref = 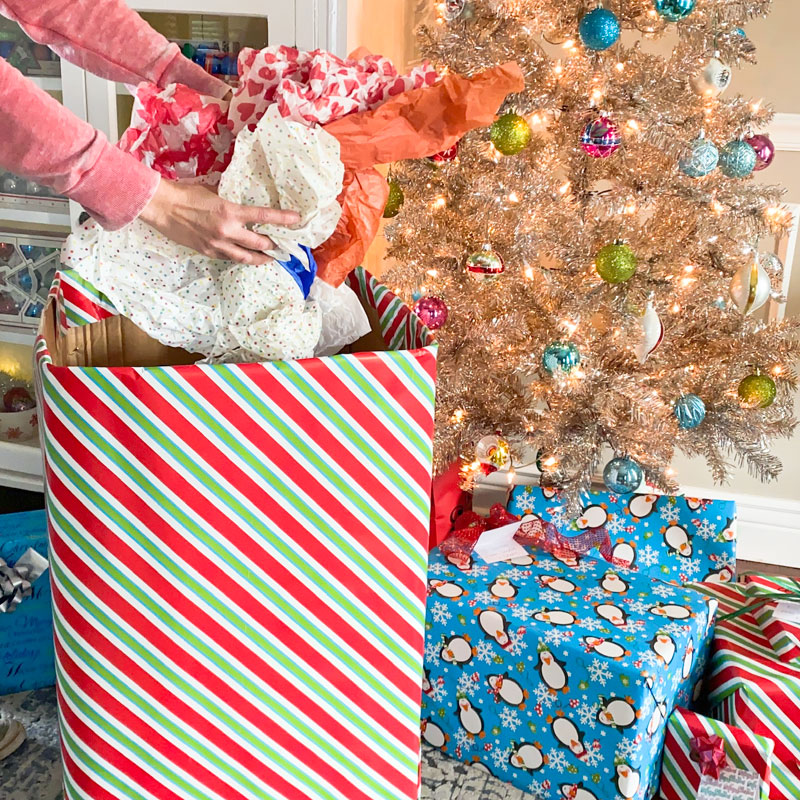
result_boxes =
[0,0,228,97]
[0,59,298,261]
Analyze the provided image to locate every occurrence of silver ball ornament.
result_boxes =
[691,57,732,98]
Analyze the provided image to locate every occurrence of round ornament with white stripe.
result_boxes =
[465,245,505,281]
[581,115,621,159]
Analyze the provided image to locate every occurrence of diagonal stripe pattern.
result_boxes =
[38,269,437,800]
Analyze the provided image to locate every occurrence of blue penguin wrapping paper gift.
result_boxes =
[507,487,737,586]
[0,509,55,694]
[422,543,717,800]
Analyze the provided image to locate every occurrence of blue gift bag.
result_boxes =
[507,487,737,586]
[0,509,55,694]
[423,544,717,800]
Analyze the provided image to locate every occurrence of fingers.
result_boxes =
[207,241,273,265]
[233,228,277,254]
[235,204,301,228]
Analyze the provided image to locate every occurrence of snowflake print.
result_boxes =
[512,605,538,622]
[549,507,569,529]
[528,780,547,800]
[664,621,690,635]
[454,728,471,749]
[628,599,651,615]
[425,641,441,662]
[682,558,702,577]
[584,586,607,600]
[615,735,643,762]
[639,545,660,567]
[532,683,557,708]
[428,562,450,576]
[457,672,478,693]
[588,658,613,686]
[491,746,511,771]
[660,504,680,523]
[538,589,560,605]
[507,630,528,656]
[536,558,560,571]
[506,568,530,582]
[577,701,599,728]
[577,617,605,632]
[717,553,736,570]
[652,583,676,599]
[429,683,447,703]
[474,591,494,604]
[547,748,569,773]
[583,742,604,767]
[499,707,521,731]
[544,627,574,646]
[640,650,663,669]
[606,514,626,535]
[696,519,717,540]
[430,601,453,625]
[475,639,496,664]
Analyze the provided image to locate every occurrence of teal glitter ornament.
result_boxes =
[679,135,719,178]
[579,8,621,51]
[541,341,581,376]
[719,140,757,178]
[674,394,706,429]
[653,0,695,22]
[603,457,643,495]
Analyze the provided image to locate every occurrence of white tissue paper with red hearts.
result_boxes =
[64,106,370,362]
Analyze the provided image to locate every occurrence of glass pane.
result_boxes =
[0,235,63,331]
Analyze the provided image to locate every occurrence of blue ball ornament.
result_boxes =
[542,341,581,376]
[653,0,696,21]
[19,244,38,259]
[603,457,644,495]
[719,140,757,178]
[679,136,719,178]
[674,393,706,429]
[579,8,621,51]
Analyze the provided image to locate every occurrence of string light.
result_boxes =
[451,409,466,423]
[524,265,535,280]
[432,196,447,210]
[559,180,571,195]
[616,62,625,72]
[626,119,640,132]
[507,191,520,203]
[426,268,439,277]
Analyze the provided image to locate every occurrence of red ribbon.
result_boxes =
[690,734,728,779]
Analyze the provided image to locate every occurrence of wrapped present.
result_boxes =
[36,268,437,800]
[741,574,800,665]
[688,581,800,800]
[423,539,717,800]
[508,486,737,585]
[660,707,774,800]
[0,509,54,694]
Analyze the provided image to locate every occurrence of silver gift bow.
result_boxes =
[0,548,49,614]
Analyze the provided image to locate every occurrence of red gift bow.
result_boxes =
[690,734,728,779]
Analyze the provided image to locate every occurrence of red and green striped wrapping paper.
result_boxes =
[742,575,800,665]
[660,707,773,800]
[688,582,800,800]
[36,268,437,800]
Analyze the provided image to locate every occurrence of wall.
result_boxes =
[347,0,800,506]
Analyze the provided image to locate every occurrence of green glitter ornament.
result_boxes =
[738,370,777,409]
[383,180,405,218]
[490,112,531,156]
[595,242,638,284]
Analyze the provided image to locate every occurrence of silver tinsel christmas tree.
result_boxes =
[384,0,799,506]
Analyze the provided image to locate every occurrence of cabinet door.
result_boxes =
[85,0,336,145]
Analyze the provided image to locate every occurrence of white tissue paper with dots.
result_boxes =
[63,105,371,362]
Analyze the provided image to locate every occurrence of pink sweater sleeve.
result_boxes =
[0,0,231,229]
[0,57,158,229]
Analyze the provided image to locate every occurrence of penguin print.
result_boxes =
[646,696,667,738]
[650,603,692,620]
[542,486,558,500]
[489,577,518,599]
[536,647,568,693]
[456,696,485,738]
[686,497,703,511]
[509,741,545,772]
[508,554,534,566]
[704,566,734,584]
[663,524,693,558]
[576,504,608,530]
[487,673,528,708]
[614,763,641,799]
[600,571,629,594]
[628,494,659,520]
[477,608,513,648]
[446,553,472,572]
[422,669,433,696]
[597,696,639,729]
[611,540,637,569]
[534,609,577,626]
[705,599,719,634]
[560,782,599,800]
[595,602,628,628]
[550,713,587,760]
[539,575,578,594]
[440,635,475,665]
[420,718,448,749]
[552,550,580,568]
[692,678,704,703]
[649,632,676,666]
[719,518,736,542]
[582,636,629,660]
[428,579,466,599]
[682,638,695,679]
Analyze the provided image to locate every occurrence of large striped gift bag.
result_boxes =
[742,574,800,665]
[688,581,800,800]
[660,707,774,800]
[35,268,437,800]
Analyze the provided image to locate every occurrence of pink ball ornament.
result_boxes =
[580,116,621,159]
[745,133,775,171]
[428,141,460,164]
[413,296,449,330]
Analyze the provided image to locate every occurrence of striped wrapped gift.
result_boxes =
[742,575,800,665]
[36,268,437,800]
[660,707,774,800]
[688,581,800,800]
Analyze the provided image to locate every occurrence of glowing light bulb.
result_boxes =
[773,365,784,376]
[451,409,466,423]
[426,268,439,277]
[627,119,640,132]
[559,180,572,195]
[524,266,535,280]
[432,196,447,210]
[563,39,575,49]
[591,89,604,103]
[554,63,563,76]
[561,319,578,335]
[671,303,681,313]
[684,264,695,273]
[616,62,625,72]
[508,191,520,203]
[624,202,637,215]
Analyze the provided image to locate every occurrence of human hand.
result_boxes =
[139,179,300,264]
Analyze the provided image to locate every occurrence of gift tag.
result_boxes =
[771,600,800,625]
[697,767,760,800]
[473,522,528,564]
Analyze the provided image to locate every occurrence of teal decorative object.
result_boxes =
[679,136,719,178]
[579,8,621,51]
[654,0,696,21]
[603,456,644,494]
[719,140,757,178]
[674,394,706,429]
[541,341,581,376]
